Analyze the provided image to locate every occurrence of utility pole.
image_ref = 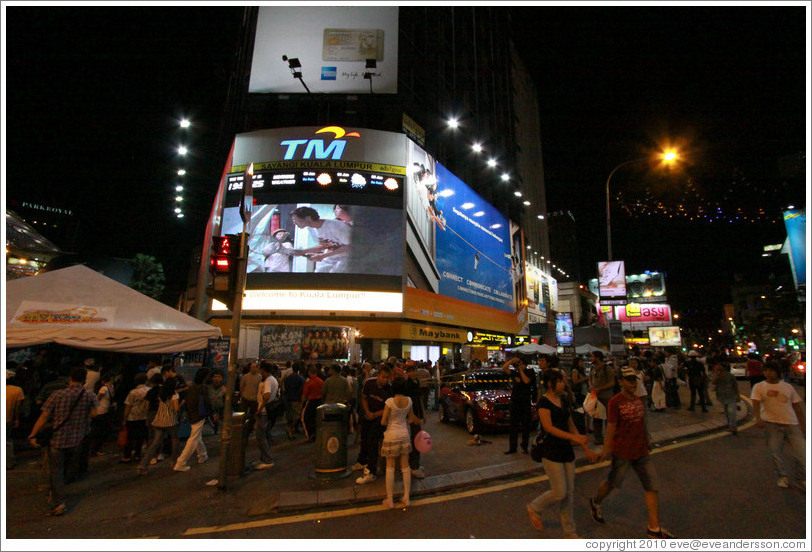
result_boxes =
[217,163,253,490]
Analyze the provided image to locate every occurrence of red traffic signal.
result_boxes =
[210,235,238,274]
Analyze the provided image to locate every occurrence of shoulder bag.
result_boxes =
[36,388,85,446]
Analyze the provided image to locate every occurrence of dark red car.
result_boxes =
[438,369,537,434]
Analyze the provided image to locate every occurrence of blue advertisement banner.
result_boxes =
[556,312,574,346]
[206,337,231,372]
[432,163,514,312]
[783,210,806,287]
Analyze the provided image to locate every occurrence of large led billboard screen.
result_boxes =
[221,203,402,276]
[249,6,399,94]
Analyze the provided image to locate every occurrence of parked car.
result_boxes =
[729,358,747,379]
[438,369,538,434]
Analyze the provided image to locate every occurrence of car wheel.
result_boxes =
[439,402,450,423]
[465,408,480,435]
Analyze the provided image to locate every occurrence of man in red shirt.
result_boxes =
[300,365,324,442]
[588,366,674,539]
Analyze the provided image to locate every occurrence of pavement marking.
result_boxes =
[183,400,756,536]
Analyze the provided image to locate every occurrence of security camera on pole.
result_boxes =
[216,163,253,490]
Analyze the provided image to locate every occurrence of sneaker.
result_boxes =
[173,464,191,472]
[355,469,376,485]
[589,497,605,524]
[526,504,543,531]
[351,462,366,471]
[197,456,208,464]
[46,503,67,517]
[255,462,275,470]
[647,527,675,538]
[411,467,426,479]
[777,476,790,488]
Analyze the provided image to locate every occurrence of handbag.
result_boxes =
[529,429,546,463]
[583,392,599,418]
[117,425,128,448]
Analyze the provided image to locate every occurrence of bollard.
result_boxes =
[226,411,248,477]
[312,403,352,480]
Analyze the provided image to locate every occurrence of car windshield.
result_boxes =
[463,373,512,392]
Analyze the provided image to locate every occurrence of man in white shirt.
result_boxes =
[253,362,279,470]
[751,361,805,489]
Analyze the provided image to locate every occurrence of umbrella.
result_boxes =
[507,343,557,355]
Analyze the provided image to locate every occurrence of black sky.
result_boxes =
[4,4,808,324]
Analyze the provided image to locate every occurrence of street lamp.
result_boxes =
[605,150,678,260]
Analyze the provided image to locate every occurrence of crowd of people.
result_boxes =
[5,345,804,536]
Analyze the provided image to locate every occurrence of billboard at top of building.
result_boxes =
[215,127,407,313]
[249,6,398,94]
[782,209,806,287]
[597,260,627,305]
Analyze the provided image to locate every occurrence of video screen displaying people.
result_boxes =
[220,203,403,276]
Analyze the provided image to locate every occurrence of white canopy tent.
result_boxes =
[6,265,221,353]
[575,343,606,355]
[506,343,558,355]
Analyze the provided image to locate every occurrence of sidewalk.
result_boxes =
[4,382,752,534]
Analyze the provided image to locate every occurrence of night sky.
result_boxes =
[4,4,808,326]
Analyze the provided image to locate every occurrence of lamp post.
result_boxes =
[605,151,677,261]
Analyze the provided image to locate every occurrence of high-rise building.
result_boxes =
[197,7,554,363]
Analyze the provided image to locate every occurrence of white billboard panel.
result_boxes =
[250,6,399,94]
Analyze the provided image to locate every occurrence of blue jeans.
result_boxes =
[530,458,577,537]
[48,445,79,507]
[763,422,805,481]
[255,412,274,463]
[720,398,738,431]
[606,454,659,492]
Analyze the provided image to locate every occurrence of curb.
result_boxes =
[271,400,754,514]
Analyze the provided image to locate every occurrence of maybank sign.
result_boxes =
[280,126,361,161]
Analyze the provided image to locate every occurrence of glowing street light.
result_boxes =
[472,142,483,153]
[447,117,460,129]
[177,169,186,176]
[487,158,497,168]
[605,149,679,260]
[177,146,188,156]
[501,173,510,182]
[179,118,191,129]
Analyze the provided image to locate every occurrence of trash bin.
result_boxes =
[312,403,352,480]
[226,412,248,477]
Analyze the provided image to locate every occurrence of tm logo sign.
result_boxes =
[280,126,360,160]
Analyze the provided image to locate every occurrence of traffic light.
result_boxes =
[207,234,240,311]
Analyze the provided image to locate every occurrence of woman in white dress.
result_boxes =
[380,378,421,508]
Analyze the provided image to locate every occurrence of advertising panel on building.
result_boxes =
[597,260,627,305]
[555,312,574,347]
[203,126,525,361]
[782,209,806,287]
[405,140,515,314]
[613,303,673,331]
[648,326,682,347]
[249,6,399,94]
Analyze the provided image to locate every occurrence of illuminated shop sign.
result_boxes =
[279,127,361,160]
[226,169,402,196]
[469,331,514,346]
[212,289,403,313]
[613,303,672,323]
